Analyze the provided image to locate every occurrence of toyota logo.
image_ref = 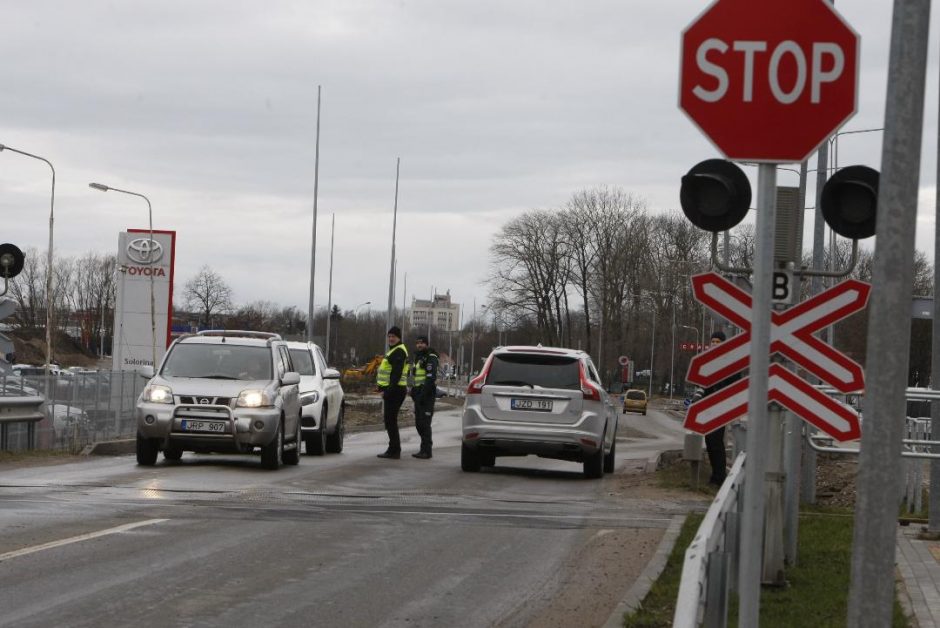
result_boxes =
[199,398,211,405]
[126,237,164,265]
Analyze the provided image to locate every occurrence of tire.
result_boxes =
[480,451,496,467]
[283,415,301,466]
[584,445,604,479]
[603,437,616,474]
[642,410,647,416]
[461,442,481,472]
[163,445,183,461]
[305,412,326,456]
[136,432,158,466]
[261,419,284,470]
[326,404,345,454]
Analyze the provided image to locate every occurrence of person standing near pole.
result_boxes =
[703,330,740,486]
[376,326,409,459]
[411,335,438,459]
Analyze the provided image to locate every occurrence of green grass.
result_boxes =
[0,448,76,464]
[623,481,912,627]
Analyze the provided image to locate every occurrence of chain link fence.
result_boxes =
[0,371,146,452]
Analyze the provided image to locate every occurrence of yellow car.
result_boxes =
[622,389,648,415]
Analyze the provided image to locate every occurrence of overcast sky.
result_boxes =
[0,0,936,325]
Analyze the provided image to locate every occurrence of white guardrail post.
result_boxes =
[674,452,746,628]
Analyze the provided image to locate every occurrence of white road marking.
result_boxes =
[0,518,168,563]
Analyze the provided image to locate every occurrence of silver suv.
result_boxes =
[136,330,302,470]
[461,346,618,479]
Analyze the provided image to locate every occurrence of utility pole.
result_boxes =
[325,213,335,362]
[385,158,400,350]
[307,85,321,342]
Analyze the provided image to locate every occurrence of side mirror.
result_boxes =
[138,365,155,379]
[680,159,752,232]
[282,371,301,386]
[323,368,341,380]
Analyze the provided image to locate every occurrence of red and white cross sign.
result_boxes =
[683,272,869,441]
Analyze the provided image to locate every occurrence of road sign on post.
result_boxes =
[680,0,860,163]
[683,271,869,440]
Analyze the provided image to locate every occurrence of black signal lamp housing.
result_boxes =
[821,165,879,240]
[680,159,752,232]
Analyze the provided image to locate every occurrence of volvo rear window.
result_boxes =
[486,353,580,390]
[626,390,646,400]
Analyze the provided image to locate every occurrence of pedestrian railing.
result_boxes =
[674,451,746,628]
[0,370,146,452]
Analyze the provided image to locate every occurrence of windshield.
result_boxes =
[626,391,646,401]
[486,353,580,390]
[161,344,273,380]
[289,349,317,376]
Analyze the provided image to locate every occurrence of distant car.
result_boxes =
[460,345,618,479]
[622,389,648,415]
[44,403,91,438]
[135,330,302,470]
[284,341,345,456]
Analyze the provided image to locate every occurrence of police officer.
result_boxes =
[411,335,439,459]
[376,326,409,459]
[703,330,740,485]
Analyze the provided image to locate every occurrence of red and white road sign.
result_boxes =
[679,0,860,163]
[682,271,869,441]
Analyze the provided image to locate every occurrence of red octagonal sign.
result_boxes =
[680,0,859,163]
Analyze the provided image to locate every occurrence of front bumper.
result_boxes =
[136,401,281,451]
[299,397,326,433]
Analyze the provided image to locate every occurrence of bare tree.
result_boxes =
[184,265,234,328]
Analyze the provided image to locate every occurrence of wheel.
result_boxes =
[326,404,345,454]
[461,442,482,472]
[305,415,326,456]
[622,408,626,414]
[583,444,604,479]
[283,415,301,466]
[261,419,284,470]
[163,445,183,461]
[642,410,647,416]
[480,451,496,467]
[603,437,616,474]
[136,432,158,466]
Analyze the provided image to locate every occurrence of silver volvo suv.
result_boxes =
[136,330,302,470]
[461,345,618,479]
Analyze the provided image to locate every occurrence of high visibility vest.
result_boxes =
[376,344,409,387]
[413,352,438,386]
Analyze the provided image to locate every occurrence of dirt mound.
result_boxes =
[8,328,99,368]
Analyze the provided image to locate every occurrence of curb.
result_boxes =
[603,515,685,628]
[82,439,135,456]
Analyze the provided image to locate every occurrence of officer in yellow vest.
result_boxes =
[376,326,409,459]
[410,335,439,459]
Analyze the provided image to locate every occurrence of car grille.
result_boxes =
[178,396,232,407]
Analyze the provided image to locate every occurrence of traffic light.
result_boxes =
[680,159,752,232]
[820,165,879,240]
[0,243,24,279]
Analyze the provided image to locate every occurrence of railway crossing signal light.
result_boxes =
[0,243,24,279]
[820,165,879,240]
[680,159,752,232]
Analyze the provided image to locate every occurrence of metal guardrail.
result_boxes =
[0,370,145,452]
[674,452,746,628]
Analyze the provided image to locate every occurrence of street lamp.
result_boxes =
[89,182,157,371]
[640,293,657,399]
[355,301,371,316]
[0,144,55,375]
[470,299,484,378]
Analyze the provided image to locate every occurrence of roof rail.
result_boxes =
[196,330,282,341]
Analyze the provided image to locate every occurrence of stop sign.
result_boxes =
[680,0,859,163]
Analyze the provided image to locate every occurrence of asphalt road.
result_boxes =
[0,404,695,628]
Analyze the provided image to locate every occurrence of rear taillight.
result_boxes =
[580,363,601,401]
[466,356,494,395]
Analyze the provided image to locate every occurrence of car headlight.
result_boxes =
[237,389,274,408]
[142,385,174,404]
[300,391,320,405]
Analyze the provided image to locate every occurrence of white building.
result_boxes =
[410,291,460,333]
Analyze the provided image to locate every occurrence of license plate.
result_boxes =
[180,420,228,433]
[510,398,553,412]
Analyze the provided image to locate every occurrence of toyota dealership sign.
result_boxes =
[113,229,176,371]
[679,0,859,162]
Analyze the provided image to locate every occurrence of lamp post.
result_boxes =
[470,299,484,378]
[355,301,371,316]
[89,183,156,371]
[0,144,55,374]
[640,294,657,399]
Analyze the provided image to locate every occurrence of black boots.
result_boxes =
[377,450,401,459]
[412,451,432,460]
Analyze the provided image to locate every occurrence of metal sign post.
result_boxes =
[847,0,931,624]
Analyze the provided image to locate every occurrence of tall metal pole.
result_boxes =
[738,163,777,628]
[0,146,55,372]
[669,301,676,399]
[848,2,931,623]
[931,54,940,535]
[428,285,434,343]
[307,85,322,342]
[385,158,400,349]
[325,213,335,362]
[470,298,476,376]
[402,273,407,332]
[649,299,656,399]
